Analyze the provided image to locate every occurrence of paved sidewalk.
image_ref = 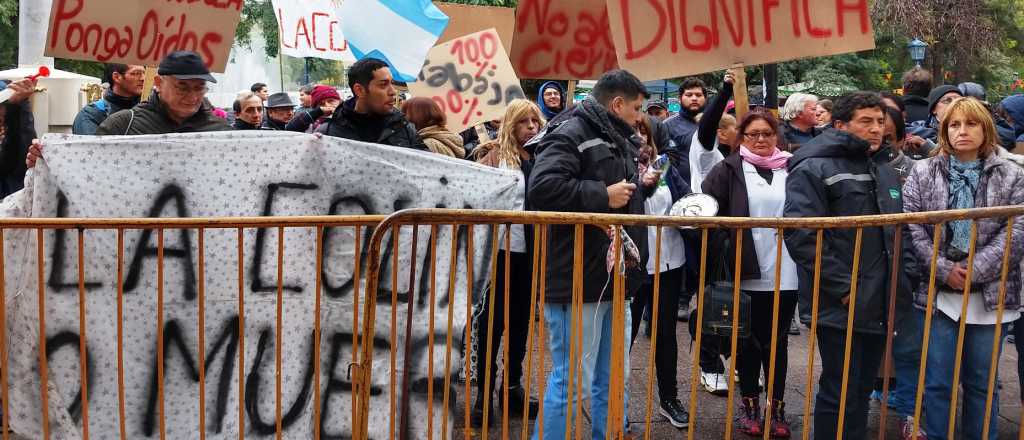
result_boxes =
[457,319,1024,439]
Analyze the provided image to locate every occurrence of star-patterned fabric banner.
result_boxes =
[0,131,519,439]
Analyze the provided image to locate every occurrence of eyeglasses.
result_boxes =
[170,82,209,97]
[743,131,776,140]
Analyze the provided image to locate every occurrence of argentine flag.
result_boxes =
[339,0,450,83]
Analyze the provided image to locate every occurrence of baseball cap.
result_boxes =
[157,51,217,83]
[646,100,667,111]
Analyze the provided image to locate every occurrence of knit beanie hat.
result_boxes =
[310,85,341,107]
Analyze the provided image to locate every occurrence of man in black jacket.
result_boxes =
[528,69,655,439]
[316,58,426,151]
[96,51,229,135]
[72,63,144,135]
[784,92,907,439]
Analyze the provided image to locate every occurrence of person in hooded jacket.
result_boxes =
[537,81,566,120]
[72,64,144,135]
[0,78,38,199]
[402,97,464,158]
[528,69,651,440]
[903,97,1024,440]
[998,95,1024,153]
[783,91,911,440]
[469,99,544,429]
[316,58,427,151]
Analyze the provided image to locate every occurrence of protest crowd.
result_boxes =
[3,2,1024,440]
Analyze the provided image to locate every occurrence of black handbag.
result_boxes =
[699,236,751,339]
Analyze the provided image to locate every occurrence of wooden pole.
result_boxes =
[566,80,577,108]
[141,67,157,101]
[730,65,748,121]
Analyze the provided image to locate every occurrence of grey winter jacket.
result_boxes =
[902,153,1024,312]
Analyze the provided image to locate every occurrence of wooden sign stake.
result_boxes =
[141,67,157,101]
[566,80,577,108]
[730,65,749,121]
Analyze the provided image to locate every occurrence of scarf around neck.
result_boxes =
[739,145,792,170]
[948,156,983,254]
[578,98,637,152]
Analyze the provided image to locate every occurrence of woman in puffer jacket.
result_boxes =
[903,97,1024,440]
[401,97,465,158]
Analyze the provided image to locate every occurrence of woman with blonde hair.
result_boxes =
[903,97,1024,439]
[471,99,545,429]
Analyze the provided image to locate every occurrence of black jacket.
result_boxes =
[96,92,230,135]
[0,100,37,199]
[783,129,910,335]
[316,98,427,151]
[904,95,930,125]
[232,118,261,130]
[781,121,823,152]
[701,153,765,281]
[528,100,648,304]
[261,117,289,131]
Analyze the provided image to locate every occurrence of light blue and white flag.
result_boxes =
[339,0,450,82]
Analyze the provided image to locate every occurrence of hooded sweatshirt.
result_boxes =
[1001,95,1024,142]
[536,81,566,119]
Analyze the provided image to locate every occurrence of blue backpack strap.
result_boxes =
[93,98,108,114]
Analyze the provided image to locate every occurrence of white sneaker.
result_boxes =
[700,371,730,396]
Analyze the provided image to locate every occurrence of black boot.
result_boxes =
[470,394,493,429]
[502,385,540,419]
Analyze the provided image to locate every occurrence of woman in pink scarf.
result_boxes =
[700,111,797,438]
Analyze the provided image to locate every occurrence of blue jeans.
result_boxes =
[922,312,1007,440]
[533,301,631,440]
[888,308,925,417]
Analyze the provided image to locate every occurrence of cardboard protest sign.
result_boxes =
[272,0,356,61]
[0,131,517,439]
[410,29,526,134]
[44,0,243,72]
[605,0,876,80]
[435,2,516,53]
[509,0,619,80]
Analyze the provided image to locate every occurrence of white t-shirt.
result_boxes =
[739,162,798,291]
[645,183,685,274]
[499,163,527,253]
[936,291,1021,325]
[688,133,725,193]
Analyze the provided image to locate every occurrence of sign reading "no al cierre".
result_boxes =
[604,0,875,80]
[45,0,243,72]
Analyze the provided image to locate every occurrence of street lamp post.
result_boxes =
[908,38,929,68]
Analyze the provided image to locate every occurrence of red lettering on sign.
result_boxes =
[329,20,347,52]
[836,0,869,36]
[619,0,666,60]
[762,0,779,42]
[802,0,832,37]
[680,0,713,52]
[311,12,329,52]
[276,8,294,48]
[718,0,744,47]
[293,17,312,49]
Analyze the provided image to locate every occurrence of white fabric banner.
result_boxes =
[0,132,518,439]
[272,0,357,61]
